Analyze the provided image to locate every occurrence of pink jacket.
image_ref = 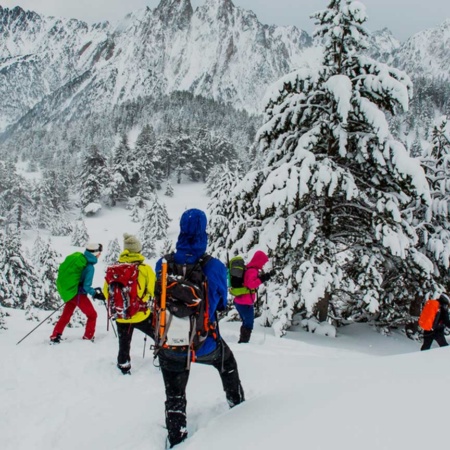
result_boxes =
[234,251,269,305]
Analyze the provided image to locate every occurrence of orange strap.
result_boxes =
[159,259,168,341]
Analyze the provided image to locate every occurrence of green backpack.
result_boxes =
[56,252,88,302]
[228,256,252,296]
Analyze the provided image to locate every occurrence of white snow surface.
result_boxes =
[2,182,449,450]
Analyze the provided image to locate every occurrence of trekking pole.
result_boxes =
[143,336,147,358]
[262,291,268,345]
[102,301,117,338]
[16,303,64,345]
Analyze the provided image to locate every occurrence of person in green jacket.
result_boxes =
[51,243,105,343]
[104,233,156,374]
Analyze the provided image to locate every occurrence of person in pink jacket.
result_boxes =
[234,250,272,343]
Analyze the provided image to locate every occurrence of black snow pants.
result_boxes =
[116,314,154,366]
[421,330,449,351]
[159,339,245,447]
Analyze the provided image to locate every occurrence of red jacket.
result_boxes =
[234,251,269,305]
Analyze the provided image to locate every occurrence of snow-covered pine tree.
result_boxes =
[165,181,174,197]
[0,226,43,310]
[133,124,159,194]
[0,304,7,330]
[139,214,157,259]
[145,193,171,241]
[418,116,450,289]
[108,134,131,206]
[104,238,121,265]
[71,219,90,247]
[26,237,61,317]
[208,163,242,261]
[0,161,34,229]
[79,144,108,213]
[218,0,433,336]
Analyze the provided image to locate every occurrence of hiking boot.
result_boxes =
[117,362,131,375]
[82,336,95,342]
[168,430,188,448]
[50,334,62,344]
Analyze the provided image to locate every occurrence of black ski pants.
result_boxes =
[421,330,449,351]
[159,339,245,446]
[116,315,154,366]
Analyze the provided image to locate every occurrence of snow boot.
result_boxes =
[238,326,252,343]
[82,335,95,343]
[50,333,62,344]
[117,362,131,375]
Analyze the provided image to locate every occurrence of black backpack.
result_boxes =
[153,253,214,366]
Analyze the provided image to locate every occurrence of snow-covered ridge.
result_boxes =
[1,1,449,137]
[0,0,312,134]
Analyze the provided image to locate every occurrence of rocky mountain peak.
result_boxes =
[154,0,193,28]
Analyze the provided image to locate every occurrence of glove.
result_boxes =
[259,270,275,283]
[93,287,106,301]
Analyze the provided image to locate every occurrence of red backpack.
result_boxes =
[105,263,146,320]
[418,299,440,331]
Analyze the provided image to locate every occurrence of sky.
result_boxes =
[2,0,450,41]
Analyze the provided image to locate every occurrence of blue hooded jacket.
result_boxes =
[155,209,228,356]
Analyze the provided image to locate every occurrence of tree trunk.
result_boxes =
[405,294,422,339]
[315,291,330,323]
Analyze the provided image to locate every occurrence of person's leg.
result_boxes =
[211,340,245,407]
[77,294,97,340]
[51,299,77,338]
[435,333,449,348]
[421,333,434,351]
[235,304,254,343]
[133,314,155,340]
[161,364,190,448]
[116,322,134,372]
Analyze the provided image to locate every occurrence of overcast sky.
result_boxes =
[2,0,450,41]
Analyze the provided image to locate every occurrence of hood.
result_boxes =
[247,250,268,270]
[118,250,145,264]
[175,208,208,263]
[83,250,98,264]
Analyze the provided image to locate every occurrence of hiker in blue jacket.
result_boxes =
[155,209,245,448]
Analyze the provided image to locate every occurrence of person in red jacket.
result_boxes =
[233,250,272,343]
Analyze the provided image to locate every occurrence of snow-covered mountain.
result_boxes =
[367,27,400,61]
[390,19,450,79]
[0,0,311,134]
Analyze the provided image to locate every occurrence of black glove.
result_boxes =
[259,270,275,283]
[93,287,106,301]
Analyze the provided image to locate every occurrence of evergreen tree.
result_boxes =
[79,144,108,213]
[419,116,450,288]
[133,124,158,194]
[139,211,157,259]
[0,305,6,330]
[104,238,121,265]
[216,0,433,336]
[71,219,90,247]
[208,164,242,261]
[108,134,131,206]
[0,227,43,309]
[165,181,174,197]
[27,237,61,314]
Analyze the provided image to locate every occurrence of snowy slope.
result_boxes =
[2,181,450,450]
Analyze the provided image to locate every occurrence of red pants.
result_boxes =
[51,294,97,339]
